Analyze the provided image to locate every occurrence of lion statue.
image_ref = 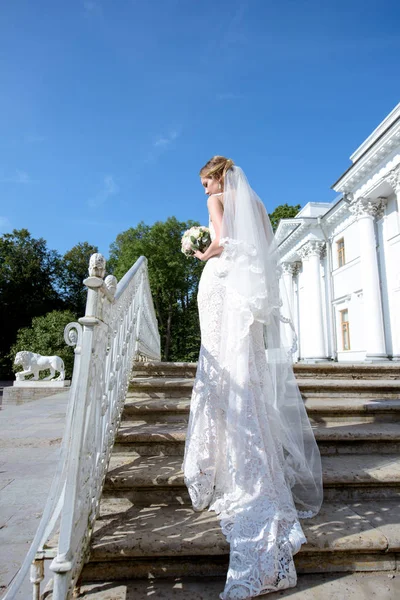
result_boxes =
[14,351,65,382]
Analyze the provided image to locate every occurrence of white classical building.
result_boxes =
[276,102,400,362]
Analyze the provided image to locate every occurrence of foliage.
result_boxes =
[0,229,63,378]
[109,217,204,361]
[59,241,98,316]
[0,229,99,378]
[10,310,77,380]
[169,291,202,362]
[268,203,301,232]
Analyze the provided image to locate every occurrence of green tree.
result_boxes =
[9,310,77,380]
[9,310,76,379]
[60,241,98,316]
[0,229,62,378]
[269,203,301,232]
[109,217,203,361]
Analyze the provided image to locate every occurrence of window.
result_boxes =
[340,309,350,351]
[337,238,345,267]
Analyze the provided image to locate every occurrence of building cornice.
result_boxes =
[351,103,400,163]
[332,115,400,193]
[277,220,316,255]
[324,199,350,225]
[275,219,302,245]
[352,155,400,201]
[279,232,325,264]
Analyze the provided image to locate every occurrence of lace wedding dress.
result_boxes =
[182,217,311,600]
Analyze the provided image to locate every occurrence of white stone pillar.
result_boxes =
[292,262,301,362]
[384,167,400,360]
[280,262,302,361]
[349,197,388,361]
[281,262,295,314]
[298,240,326,361]
[386,166,400,227]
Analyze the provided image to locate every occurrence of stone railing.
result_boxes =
[4,254,160,600]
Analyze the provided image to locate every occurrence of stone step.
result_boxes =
[132,361,400,381]
[122,397,400,424]
[307,398,400,424]
[114,420,400,456]
[294,363,400,380]
[103,454,400,503]
[128,377,400,400]
[114,421,186,455]
[298,379,400,399]
[123,396,191,423]
[128,378,193,399]
[305,397,400,415]
[80,499,400,581]
[132,362,197,379]
[76,571,400,599]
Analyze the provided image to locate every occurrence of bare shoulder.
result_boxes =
[207,194,224,233]
[207,193,224,211]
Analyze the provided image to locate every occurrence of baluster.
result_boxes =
[30,559,44,600]
[4,253,160,600]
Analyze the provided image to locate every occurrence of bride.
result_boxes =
[182,156,323,599]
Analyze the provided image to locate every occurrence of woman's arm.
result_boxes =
[196,238,224,261]
[194,195,224,261]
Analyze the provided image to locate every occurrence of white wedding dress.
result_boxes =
[182,217,309,600]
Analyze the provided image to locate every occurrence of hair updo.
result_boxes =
[199,155,235,181]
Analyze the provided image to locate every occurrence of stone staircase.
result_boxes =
[77,362,400,598]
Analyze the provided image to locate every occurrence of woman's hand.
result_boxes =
[193,250,205,261]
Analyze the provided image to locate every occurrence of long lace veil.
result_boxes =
[215,165,323,519]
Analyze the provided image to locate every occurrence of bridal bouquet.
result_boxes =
[181,226,211,257]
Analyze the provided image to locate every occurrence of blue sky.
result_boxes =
[1,0,399,258]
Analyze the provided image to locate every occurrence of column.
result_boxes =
[349,196,388,361]
[280,262,301,361]
[281,262,295,314]
[384,167,400,360]
[292,262,301,362]
[298,240,326,361]
[385,166,400,224]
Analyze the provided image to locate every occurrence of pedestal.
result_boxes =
[3,381,71,405]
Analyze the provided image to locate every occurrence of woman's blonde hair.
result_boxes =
[199,155,235,180]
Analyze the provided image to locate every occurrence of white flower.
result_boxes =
[181,226,211,257]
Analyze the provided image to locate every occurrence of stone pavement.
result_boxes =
[0,390,69,599]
